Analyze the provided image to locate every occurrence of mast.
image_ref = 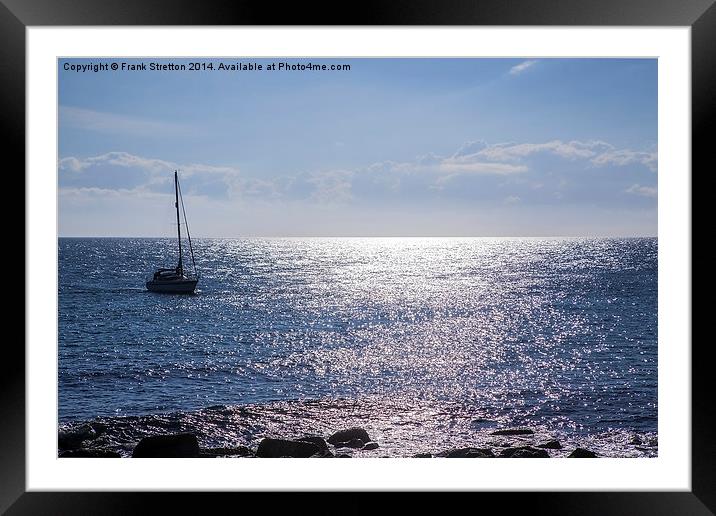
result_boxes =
[174,170,183,275]
[177,179,197,277]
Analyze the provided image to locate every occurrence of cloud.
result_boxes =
[509,60,538,75]
[306,170,354,204]
[59,151,174,174]
[60,186,138,199]
[59,151,356,205]
[438,161,528,175]
[452,140,489,157]
[625,184,657,198]
[59,137,657,208]
[60,106,187,136]
[592,149,657,172]
[58,156,84,172]
[58,151,242,199]
[447,139,656,172]
[456,139,613,163]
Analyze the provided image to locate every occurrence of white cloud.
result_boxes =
[60,106,187,136]
[81,151,174,173]
[439,161,528,175]
[452,140,489,157]
[458,140,612,162]
[58,151,243,200]
[59,186,166,200]
[592,149,657,172]
[59,152,239,178]
[509,60,538,75]
[447,139,656,173]
[625,184,657,198]
[306,170,354,204]
[59,137,658,208]
[58,156,84,172]
[58,151,354,205]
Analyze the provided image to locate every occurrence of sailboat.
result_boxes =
[146,170,199,294]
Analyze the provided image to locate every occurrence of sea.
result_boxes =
[58,237,658,457]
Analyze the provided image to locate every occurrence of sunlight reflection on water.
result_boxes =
[59,237,657,456]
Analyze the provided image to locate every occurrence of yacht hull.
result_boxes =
[146,279,198,294]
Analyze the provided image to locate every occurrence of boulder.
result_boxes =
[256,438,321,458]
[200,446,252,458]
[537,440,562,450]
[499,446,549,458]
[490,429,534,436]
[89,422,108,436]
[362,441,380,451]
[439,447,495,458]
[568,448,598,458]
[413,453,433,458]
[487,441,513,448]
[470,418,496,429]
[132,433,199,458]
[58,425,97,450]
[59,449,121,458]
[328,428,371,445]
[298,436,330,453]
[334,438,365,449]
[310,449,335,458]
[58,432,86,451]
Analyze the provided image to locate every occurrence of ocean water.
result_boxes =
[58,237,658,457]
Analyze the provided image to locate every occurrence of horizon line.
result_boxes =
[57,234,658,239]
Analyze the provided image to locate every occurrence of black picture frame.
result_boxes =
[7,0,709,513]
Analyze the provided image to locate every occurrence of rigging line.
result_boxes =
[177,177,197,275]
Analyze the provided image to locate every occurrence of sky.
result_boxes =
[58,58,657,237]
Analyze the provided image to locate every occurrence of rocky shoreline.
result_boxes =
[57,397,658,458]
[59,424,612,458]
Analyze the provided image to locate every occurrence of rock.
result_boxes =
[335,453,351,458]
[499,446,549,458]
[490,429,534,436]
[256,438,321,458]
[439,447,495,458]
[59,449,121,458]
[58,425,97,450]
[132,433,199,458]
[487,441,512,448]
[334,438,365,449]
[413,453,433,458]
[568,448,598,458]
[537,440,562,450]
[362,441,379,451]
[310,449,335,458]
[200,446,252,458]
[89,422,108,436]
[470,418,496,429]
[629,435,642,445]
[298,436,330,453]
[328,427,371,446]
[58,432,86,451]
